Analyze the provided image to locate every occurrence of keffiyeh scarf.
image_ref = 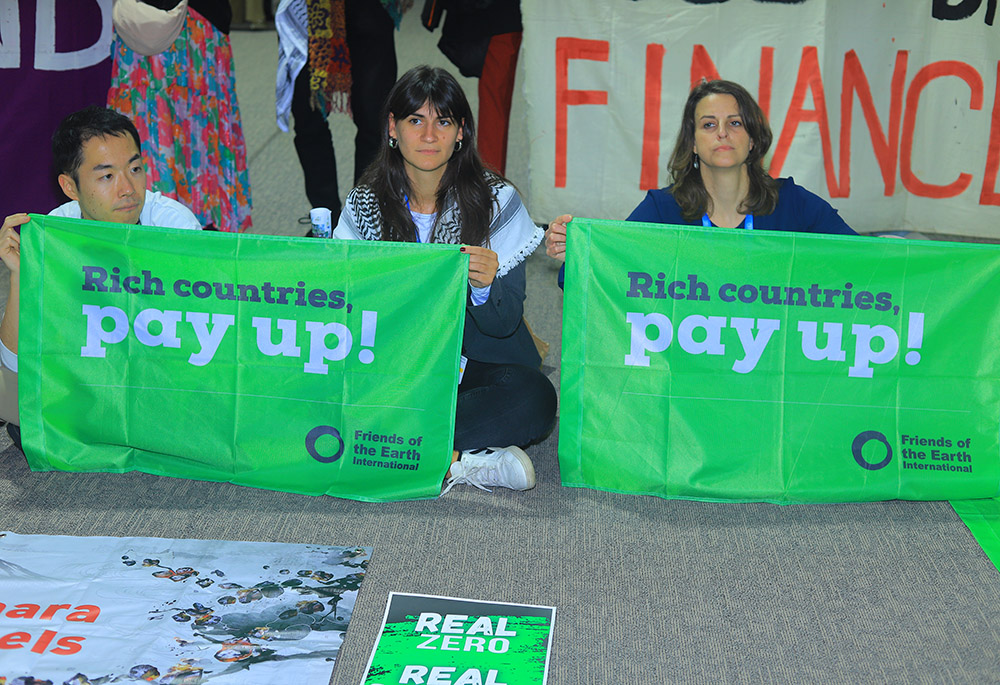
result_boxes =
[339,178,542,278]
[306,0,412,118]
[306,0,351,116]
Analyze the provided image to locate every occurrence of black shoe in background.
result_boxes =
[6,422,21,451]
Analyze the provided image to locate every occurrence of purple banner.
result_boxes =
[0,0,113,212]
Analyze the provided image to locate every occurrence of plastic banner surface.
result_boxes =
[19,215,466,501]
[0,532,371,683]
[952,499,1000,573]
[521,0,1000,237]
[559,218,1000,503]
[362,593,556,685]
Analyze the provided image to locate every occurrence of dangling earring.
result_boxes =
[388,137,398,149]
[693,154,699,169]
[455,140,463,152]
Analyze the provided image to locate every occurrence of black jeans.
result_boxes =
[454,360,557,451]
[291,0,397,213]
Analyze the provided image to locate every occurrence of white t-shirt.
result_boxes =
[410,209,491,305]
[48,190,203,231]
[1,192,203,372]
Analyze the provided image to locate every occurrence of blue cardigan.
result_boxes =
[558,177,855,287]
[626,177,856,234]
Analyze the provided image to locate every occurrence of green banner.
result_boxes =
[560,218,1000,503]
[19,215,467,501]
[952,499,1000,573]
[363,593,555,685]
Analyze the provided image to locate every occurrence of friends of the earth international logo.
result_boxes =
[307,427,425,472]
[852,431,974,473]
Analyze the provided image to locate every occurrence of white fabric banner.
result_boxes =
[521,0,1000,236]
[0,533,371,683]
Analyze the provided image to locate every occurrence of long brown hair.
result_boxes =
[358,65,499,246]
[667,80,779,222]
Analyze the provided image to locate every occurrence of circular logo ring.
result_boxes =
[852,430,892,471]
[305,426,345,463]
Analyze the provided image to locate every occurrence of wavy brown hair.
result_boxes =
[667,80,779,222]
[358,65,500,246]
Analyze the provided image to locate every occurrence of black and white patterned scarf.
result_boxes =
[338,178,543,278]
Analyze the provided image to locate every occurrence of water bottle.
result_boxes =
[309,207,332,239]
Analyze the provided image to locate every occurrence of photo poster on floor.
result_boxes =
[559,218,1000,503]
[18,215,467,502]
[0,532,372,684]
[362,593,556,685]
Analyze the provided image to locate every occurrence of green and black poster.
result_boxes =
[363,593,555,685]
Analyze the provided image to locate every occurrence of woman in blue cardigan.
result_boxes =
[546,79,854,274]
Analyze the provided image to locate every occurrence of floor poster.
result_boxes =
[0,532,371,683]
[362,593,556,685]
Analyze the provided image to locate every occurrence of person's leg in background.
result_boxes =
[245,0,266,24]
[345,0,397,181]
[291,65,342,215]
[477,31,522,175]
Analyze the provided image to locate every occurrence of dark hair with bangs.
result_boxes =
[358,65,499,246]
[52,106,142,182]
[667,79,779,221]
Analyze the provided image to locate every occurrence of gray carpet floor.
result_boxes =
[4,442,1000,683]
[1,15,999,685]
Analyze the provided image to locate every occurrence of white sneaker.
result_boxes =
[442,446,536,494]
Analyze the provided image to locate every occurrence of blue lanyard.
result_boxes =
[702,213,754,230]
[404,194,423,243]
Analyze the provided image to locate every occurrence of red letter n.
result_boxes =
[690,44,722,88]
[770,47,840,196]
[555,37,610,188]
[692,44,775,119]
[839,50,909,197]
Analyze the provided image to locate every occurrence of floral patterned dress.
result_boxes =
[108,7,252,232]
